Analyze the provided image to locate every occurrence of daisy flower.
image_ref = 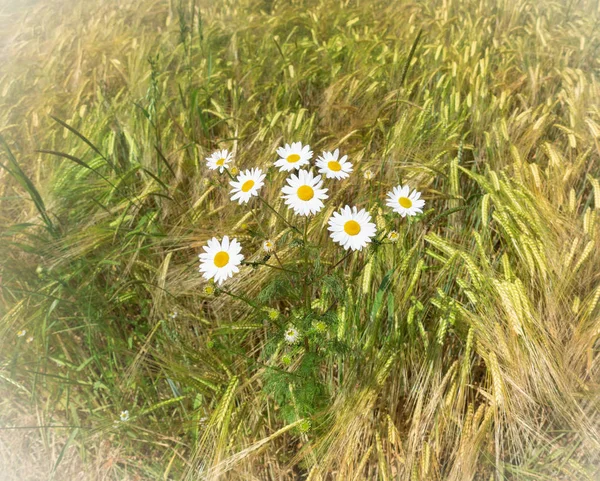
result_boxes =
[316,149,353,180]
[363,169,374,181]
[388,231,400,243]
[274,142,312,172]
[206,149,233,172]
[281,169,328,216]
[199,236,244,285]
[26,336,34,343]
[229,168,265,204]
[263,239,275,253]
[328,205,377,251]
[386,185,425,217]
[120,410,130,422]
[284,326,300,344]
[17,329,26,338]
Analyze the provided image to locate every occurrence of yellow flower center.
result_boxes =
[343,220,361,236]
[213,251,230,268]
[297,185,314,201]
[241,180,255,192]
[399,197,412,208]
[216,158,225,166]
[287,153,301,163]
[328,161,341,171]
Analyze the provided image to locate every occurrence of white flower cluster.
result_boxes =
[199,143,426,285]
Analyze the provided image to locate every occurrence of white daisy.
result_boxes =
[229,168,265,204]
[199,236,244,285]
[17,329,26,338]
[206,149,233,172]
[328,205,377,251]
[316,149,353,180]
[120,410,130,422]
[386,185,425,217]
[263,239,275,253]
[274,142,312,172]
[363,169,374,181]
[284,326,300,344]
[281,169,328,216]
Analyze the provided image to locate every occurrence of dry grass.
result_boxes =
[1,0,600,479]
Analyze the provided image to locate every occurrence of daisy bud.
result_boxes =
[299,419,312,433]
[388,231,400,243]
[312,320,327,333]
[284,326,300,344]
[263,239,275,253]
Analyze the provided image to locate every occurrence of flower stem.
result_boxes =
[329,250,354,273]
[303,217,310,311]
[242,260,298,274]
[258,195,300,234]
[272,250,296,285]
[219,288,260,309]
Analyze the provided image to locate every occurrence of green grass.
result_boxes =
[1,0,600,479]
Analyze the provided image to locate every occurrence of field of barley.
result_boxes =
[1,0,600,479]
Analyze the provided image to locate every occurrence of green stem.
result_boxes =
[219,288,260,309]
[249,207,268,238]
[273,251,290,273]
[222,167,236,181]
[242,260,298,274]
[258,195,300,234]
[302,217,310,351]
[329,250,354,273]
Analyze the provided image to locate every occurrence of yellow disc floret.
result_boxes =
[213,251,230,268]
[328,161,341,171]
[343,220,361,236]
[399,197,412,208]
[297,185,315,201]
[241,180,255,192]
